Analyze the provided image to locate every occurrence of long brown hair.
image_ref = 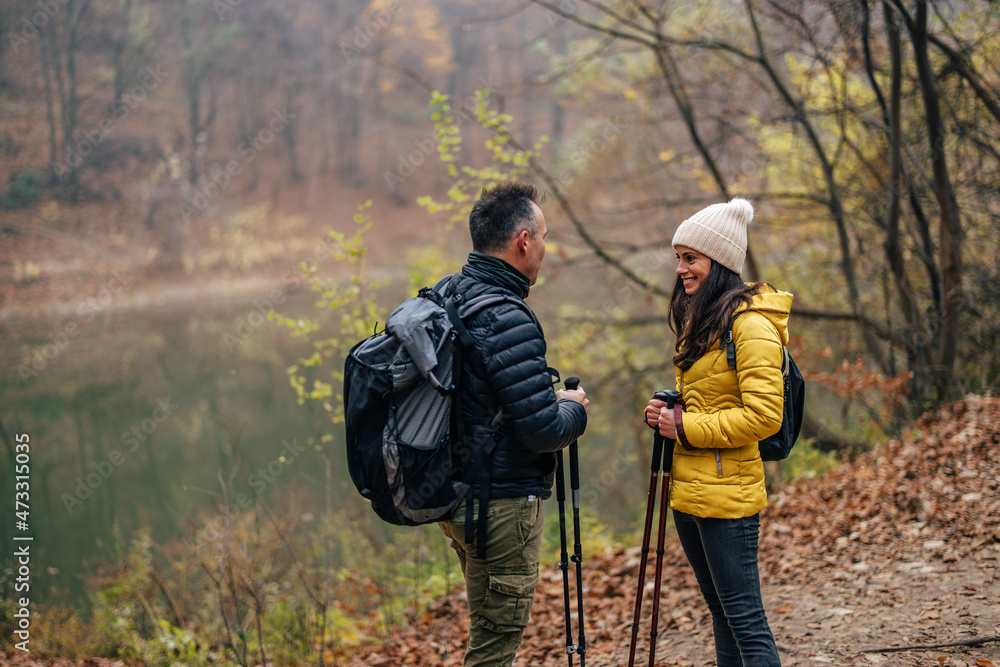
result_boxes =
[670,261,768,371]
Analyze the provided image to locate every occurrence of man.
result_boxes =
[438,181,589,666]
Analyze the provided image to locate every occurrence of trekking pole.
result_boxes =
[565,377,587,666]
[647,390,679,667]
[555,435,574,667]
[627,390,679,667]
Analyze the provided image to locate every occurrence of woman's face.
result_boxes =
[675,245,712,295]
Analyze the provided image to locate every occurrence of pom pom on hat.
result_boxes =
[671,197,754,274]
[730,197,754,224]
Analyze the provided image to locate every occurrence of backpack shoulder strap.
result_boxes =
[723,310,789,375]
[720,311,745,369]
[445,281,530,349]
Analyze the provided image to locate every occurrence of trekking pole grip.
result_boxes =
[564,377,580,391]
[654,389,679,410]
[651,390,679,471]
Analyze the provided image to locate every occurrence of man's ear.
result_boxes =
[516,229,531,255]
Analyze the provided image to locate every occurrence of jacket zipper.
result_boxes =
[680,370,721,476]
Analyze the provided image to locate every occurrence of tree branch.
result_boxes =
[150,568,186,629]
[864,635,1000,653]
[531,0,658,47]
[579,0,661,40]
[792,309,902,346]
[462,0,533,25]
[928,33,1000,125]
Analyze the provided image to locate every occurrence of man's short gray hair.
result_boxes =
[468,182,545,253]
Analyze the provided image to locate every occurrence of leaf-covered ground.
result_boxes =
[351,396,1000,667]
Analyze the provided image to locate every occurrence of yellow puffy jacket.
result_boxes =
[669,287,793,519]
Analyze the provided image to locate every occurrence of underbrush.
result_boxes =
[3,493,465,665]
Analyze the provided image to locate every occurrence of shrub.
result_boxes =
[3,169,42,209]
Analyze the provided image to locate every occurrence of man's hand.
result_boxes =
[644,398,677,439]
[557,386,589,413]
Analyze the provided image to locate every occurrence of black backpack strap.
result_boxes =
[723,311,788,374]
[436,275,510,559]
[461,438,498,558]
[720,312,745,369]
[459,437,498,558]
[465,497,475,546]
[446,295,475,348]
[432,272,459,294]
[451,337,467,440]
[475,470,492,560]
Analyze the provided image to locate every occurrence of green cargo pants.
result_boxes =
[440,495,543,667]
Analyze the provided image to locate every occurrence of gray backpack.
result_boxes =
[344,275,514,542]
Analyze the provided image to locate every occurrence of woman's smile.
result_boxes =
[675,245,711,295]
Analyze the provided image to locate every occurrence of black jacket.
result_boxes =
[447,259,588,499]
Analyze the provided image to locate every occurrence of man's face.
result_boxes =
[524,202,547,286]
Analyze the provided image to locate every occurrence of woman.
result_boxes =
[644,197,790,667]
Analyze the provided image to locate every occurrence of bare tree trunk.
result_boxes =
[317,86,331,176]
[49,6,74,192]
[236,80,260,190]
[284,84,302,183]
[111,0,133,111]
[549,28,566,158]
[180,7,218,186]
[63,0,88,198]
[38,25,60,184]
[335,74,363,183]
[867,1,931,402]
[187,79,201,185]
[185,74,216,186]
[902,0,964,400]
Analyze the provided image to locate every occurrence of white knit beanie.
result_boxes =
[671,197,753,274]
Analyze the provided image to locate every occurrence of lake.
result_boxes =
[1,280,364,606]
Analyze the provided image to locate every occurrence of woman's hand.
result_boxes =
[644,399,678,439]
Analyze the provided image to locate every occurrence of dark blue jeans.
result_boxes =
[673,510,781,667]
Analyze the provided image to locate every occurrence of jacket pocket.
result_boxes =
[478,569,539,633]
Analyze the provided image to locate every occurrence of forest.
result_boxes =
[1,0,998,665]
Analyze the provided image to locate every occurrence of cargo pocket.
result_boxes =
[477,568,539,633]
